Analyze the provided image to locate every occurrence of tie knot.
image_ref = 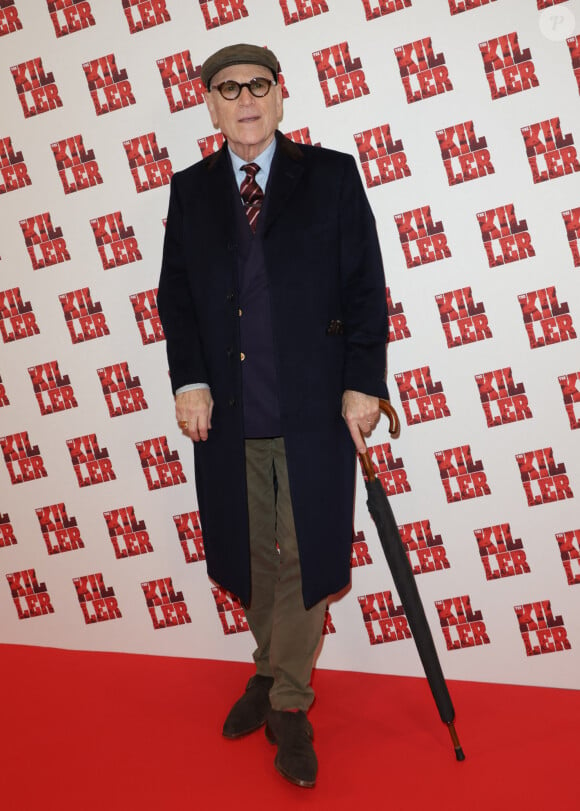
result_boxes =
[241,162,260,179]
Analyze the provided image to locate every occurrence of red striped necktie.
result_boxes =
[240,162,263,233]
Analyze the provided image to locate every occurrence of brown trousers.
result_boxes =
[244,438,326,711]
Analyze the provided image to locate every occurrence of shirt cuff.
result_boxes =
[175,383,210,394]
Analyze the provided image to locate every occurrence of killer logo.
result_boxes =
[313,41,369,107]
[449,0,497,13]
[104,506,153,559]
[83,53,135,115]
[11,56,62,118]
[157,50,204,113]
[142,577,191,629]
[136,435,186,490]
[387,287,411,342]
[97,361,148,418]
[59,287,109,343]
[435,445,491,503]
[7,569,54,619]
[362,0,411,21]
[395,366,450,426]
[521,117,580,183]
[474,523,530,581]
[351,529,373,568]
[73,573,122,624]
[361,442,411,496]
[199,0,248,29]
[558,372,580,429]
[436,120,494,186]
[28,360,78,415]
[90,211,141,270]
[515,447,573,507]
[0,513,17,548]
[172,510,205,563]
[0,431,47,484]
[0,1,23,35]
[129,289,165,345]
[555,529,580,585]
[399,519,450,575]
[123,0,170,34]
[211,586,249,634]
[67,433,116,488]
[279,0,328,25]
[123,132,172,193]
[436,595,490,651]
[562,207,580,266]
[0,136,31,194]
[51,134,102,194]
[394,37,453,104]
[197,133,225,158]
[435,287,492,349]
[49,1,96,38]
[358,590,411,646]
[475,367,532,428]
[479,32,539,100]
[518,286,576,349]
[36,503,84,555]
[395,206,451,268]
[20,212,70,270]
[514,600,571,656]
[0,287,40,343]
[477,203,534,267]
[354,123,411,188]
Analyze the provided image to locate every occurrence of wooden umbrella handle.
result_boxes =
[359,399,400,482]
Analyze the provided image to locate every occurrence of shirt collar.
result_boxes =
[228,137,277,190]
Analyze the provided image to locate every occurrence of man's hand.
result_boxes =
[342,389,380,454]
[176,388,214,442]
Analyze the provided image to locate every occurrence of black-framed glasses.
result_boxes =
[212,77,276,100]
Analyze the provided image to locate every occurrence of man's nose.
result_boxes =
[238,85,255,102]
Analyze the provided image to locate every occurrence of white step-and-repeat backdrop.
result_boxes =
[1,0,579,689]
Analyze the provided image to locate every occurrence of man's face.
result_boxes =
[204,63,283,161]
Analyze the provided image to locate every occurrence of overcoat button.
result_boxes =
[228,398,236,407]
[240,352,246,361]
[226,291,234,301]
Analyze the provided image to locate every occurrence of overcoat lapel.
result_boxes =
[262,132,304,235]
[204,145,237,247]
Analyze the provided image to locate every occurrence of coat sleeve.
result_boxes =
[157,172,209,394]
[339,155,389,399]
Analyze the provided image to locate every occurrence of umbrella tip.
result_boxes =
[446,721,466,762]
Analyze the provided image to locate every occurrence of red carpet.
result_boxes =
[0,644,576,810]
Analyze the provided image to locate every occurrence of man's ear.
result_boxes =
[204,91,219,129]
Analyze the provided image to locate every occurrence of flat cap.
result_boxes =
[201,43,279,89]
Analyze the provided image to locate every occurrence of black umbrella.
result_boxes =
[359,399,465,761]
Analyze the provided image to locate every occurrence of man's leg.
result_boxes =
[263,438,325,788]
[222,438,277,738]
[268,437,326,711]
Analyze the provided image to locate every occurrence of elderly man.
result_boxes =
[157,43,388,788]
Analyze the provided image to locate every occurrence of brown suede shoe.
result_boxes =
[265,709,317,788]
[222,674,274,739]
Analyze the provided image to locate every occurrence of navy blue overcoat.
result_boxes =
[157,132,388,608]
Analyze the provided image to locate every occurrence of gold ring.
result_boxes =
[178,420,189,429]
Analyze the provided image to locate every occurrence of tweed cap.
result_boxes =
[201,43,279,89]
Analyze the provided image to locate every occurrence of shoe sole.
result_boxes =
[222,719,266,739]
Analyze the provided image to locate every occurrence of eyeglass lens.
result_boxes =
[216,78,273,100]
